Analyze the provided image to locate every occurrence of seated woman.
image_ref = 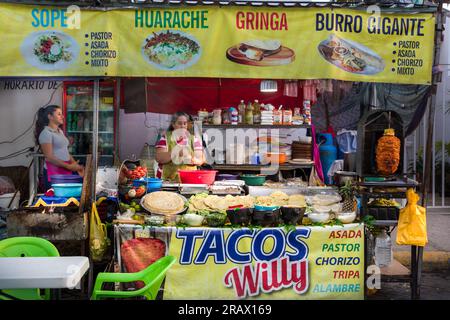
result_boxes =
[155,112,204,181]
[35,105,84,191]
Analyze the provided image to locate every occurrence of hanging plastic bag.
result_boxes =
[396,188,428,247]
[89,202,110,262]
[309,166,325,187]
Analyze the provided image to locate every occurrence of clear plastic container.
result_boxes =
[375,229,393,267]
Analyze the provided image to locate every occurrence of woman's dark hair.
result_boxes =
[34,105,62,145]
[168,111,191,131]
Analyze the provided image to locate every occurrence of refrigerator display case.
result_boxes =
[63,81,117,166]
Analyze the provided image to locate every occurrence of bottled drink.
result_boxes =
[375,229,392,267]
[253,99,261,124]
[245,101,254,124]
[66,113,72,131]
[72,114,78,132]
[238,100,246,124]
[77,114,84,131]
[84,116,90,131]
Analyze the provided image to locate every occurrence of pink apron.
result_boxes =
[46,161,72,182]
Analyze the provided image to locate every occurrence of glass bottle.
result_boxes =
[77,114,84,131]
[84,116,90,131]
[253,99,261,125]
[238,100,246,124]
[72,114,78,132]
[245,101,254,125]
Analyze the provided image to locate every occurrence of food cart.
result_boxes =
[0,0,442,300]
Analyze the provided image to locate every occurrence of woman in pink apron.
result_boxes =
[35,105,84,191]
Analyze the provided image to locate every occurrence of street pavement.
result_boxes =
[370,210,450,300]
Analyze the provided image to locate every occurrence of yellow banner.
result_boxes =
[0,3,435,84]
[164,224,365,300]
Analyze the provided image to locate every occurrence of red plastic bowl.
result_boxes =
[178,170,218,185]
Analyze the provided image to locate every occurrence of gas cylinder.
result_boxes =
[317,133,337,185]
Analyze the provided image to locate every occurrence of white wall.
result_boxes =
[0,80,63,167]
[118,110,171,161]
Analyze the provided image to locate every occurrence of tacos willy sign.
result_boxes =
[0,3,435,84]
[163,224,364,300]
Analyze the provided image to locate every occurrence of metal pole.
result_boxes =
[442,71,446,207]
[413,130,417,181]
[91,80,99,201]
[432,103,436,207]
[115,78,121,165]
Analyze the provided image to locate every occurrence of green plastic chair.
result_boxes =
[91,255,176,300]
[0,236,60,300]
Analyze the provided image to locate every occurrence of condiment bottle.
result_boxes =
[253,99,261,125]
[245,101,254,124]
[213,108,222,125]
[238,100,246,124]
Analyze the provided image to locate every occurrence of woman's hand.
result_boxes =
[67,161,84,173]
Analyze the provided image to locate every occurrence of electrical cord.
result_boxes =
[0,83,62,146]
[0,146,34,161]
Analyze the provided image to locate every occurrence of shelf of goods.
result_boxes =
[201,124,311,129]
[211,163,314,171]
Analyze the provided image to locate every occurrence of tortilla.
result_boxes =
[227,195,255,208]
[255,196,275,207]
[203,195,229,211]
[270,191,289,201]
[142,191,185,214]
[242,39,281,51]
[310,194,342,206]
[288,194,306,207]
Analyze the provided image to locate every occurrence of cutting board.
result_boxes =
[226,46,295,66]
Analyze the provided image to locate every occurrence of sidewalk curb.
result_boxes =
[394,251,450,271]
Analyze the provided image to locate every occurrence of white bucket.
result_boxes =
[0,192,20,210]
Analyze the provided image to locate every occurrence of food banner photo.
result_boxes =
[0,3,434,84]
[117,224,365,300]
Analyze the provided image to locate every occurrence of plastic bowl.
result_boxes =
[216,174,239,181]
[263,153,287,164]
[50,174,83,184]
[336,211,357,224]
[52,183,83,198]
[178,170,218,185]
[182,213,205,227]
[240,175,266,186]
[254,204,280,211]
[205,213,227,227]
[308,212,331,223]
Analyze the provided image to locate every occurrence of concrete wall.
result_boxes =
[118,110,171,161]
[0,80,63,167]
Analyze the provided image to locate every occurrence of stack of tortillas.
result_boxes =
[142,191,186,215]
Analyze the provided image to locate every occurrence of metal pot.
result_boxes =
[334,171,358,187]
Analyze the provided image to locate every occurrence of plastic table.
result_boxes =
[0,256,90,300]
